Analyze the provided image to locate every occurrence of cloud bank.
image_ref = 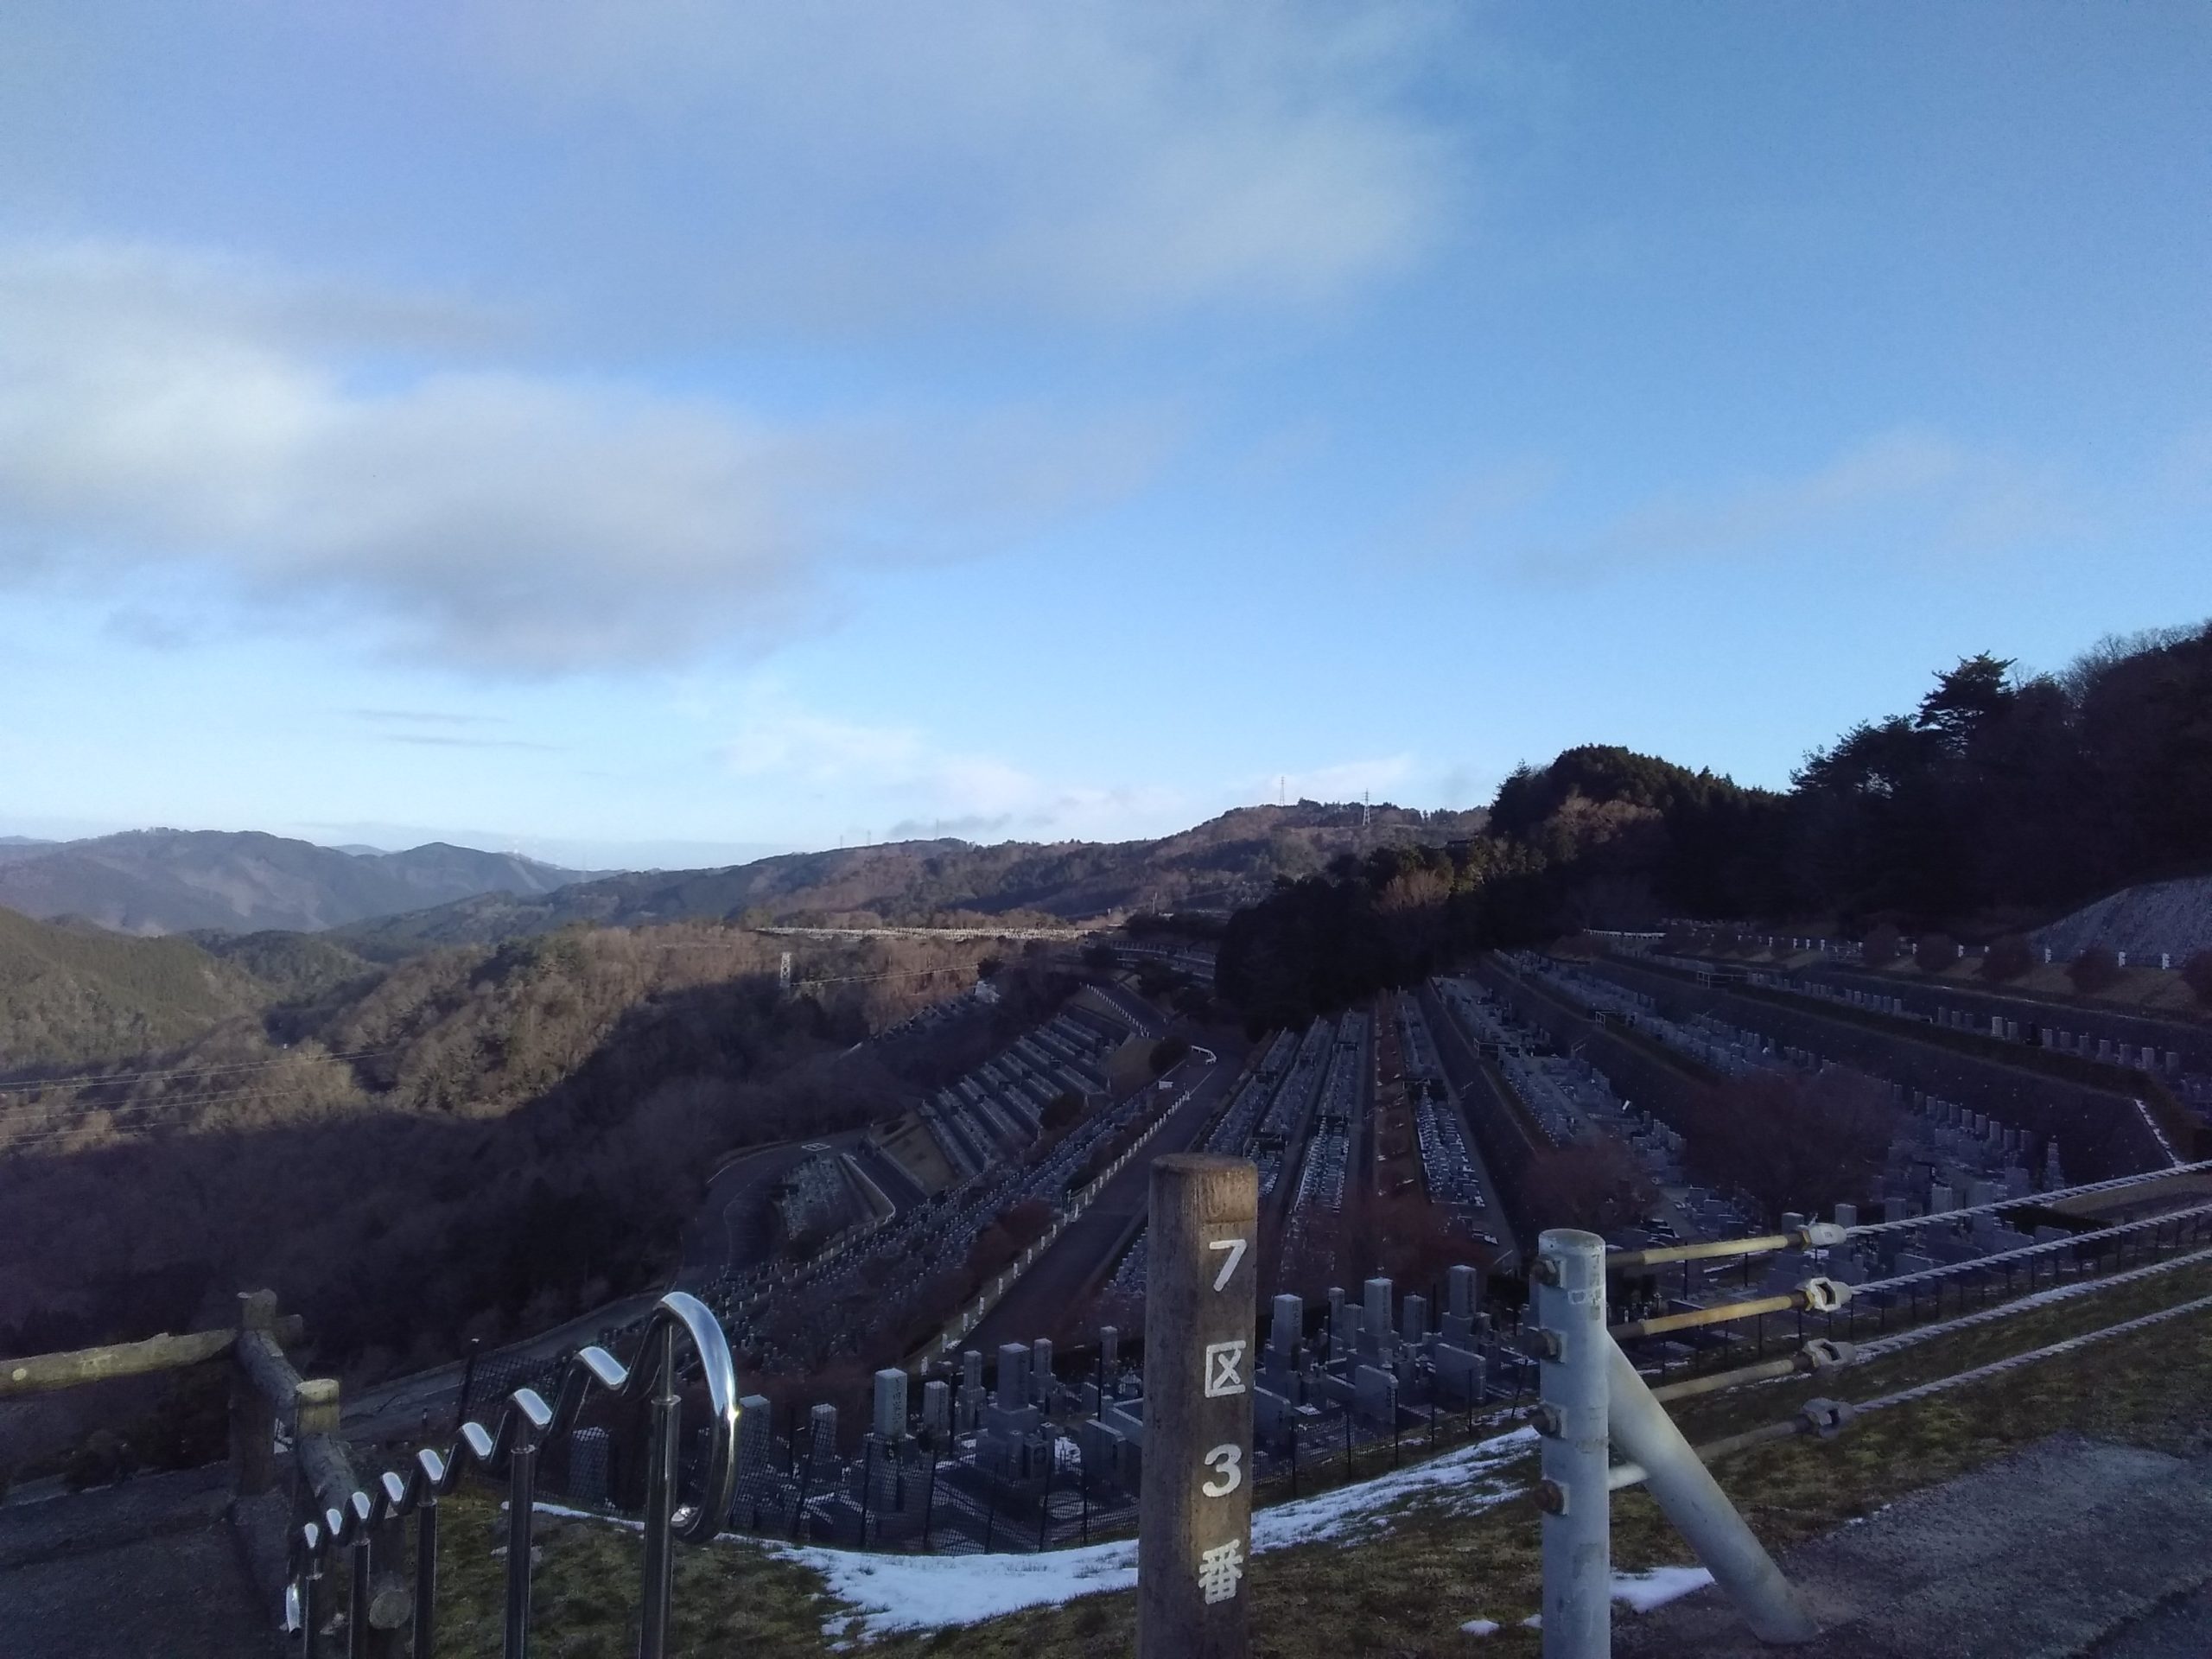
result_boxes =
[0,241,1158,671]
[471,0,1466,328]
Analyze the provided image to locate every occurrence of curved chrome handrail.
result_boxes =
[288,1290,741,1658]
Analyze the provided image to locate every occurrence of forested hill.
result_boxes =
[0,830,594,937]
[1219,618,2212,1027]
[0,907,265,1068]
[0,908,382,1071]
[0,925,1042,1371]
[339,802,1489,952]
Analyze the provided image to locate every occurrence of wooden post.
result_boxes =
[232,1290,279,1497]
[1137,1154,1258,1659]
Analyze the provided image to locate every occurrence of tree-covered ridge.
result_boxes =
[0,923,1028,1370]
[0,906,269,1069]
[340,800,1491,951]
[1794,626,2212,920]
[1218,620,2212,1027]
[0,830,594,938]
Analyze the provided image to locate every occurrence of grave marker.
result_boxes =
[1138,1154,1258,1659]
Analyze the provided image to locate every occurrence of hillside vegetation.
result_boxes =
[0,907,270,1069]
[0,829,593,936]
[0,924,1044,1374]
[340,803,1488,953]
[1221,620,2212,1027]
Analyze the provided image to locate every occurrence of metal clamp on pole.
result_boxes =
[1535,1228,1611,1659]
[1647,1336,1859,1406]
[1611,1277,1852,1342]
[1610,1222,1849,1272]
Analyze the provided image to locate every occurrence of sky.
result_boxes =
[3,3,2209,869]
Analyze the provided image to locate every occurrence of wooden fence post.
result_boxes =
[231,1289,279,1497]
[1137,1154,1258,1659]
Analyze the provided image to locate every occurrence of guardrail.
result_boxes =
[3,1288,743,1659]
[1529,1155,2212,1656]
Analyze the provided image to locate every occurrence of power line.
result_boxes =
[0,1046,401,1097]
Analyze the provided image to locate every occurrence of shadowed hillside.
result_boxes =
[0,923,1032,1374]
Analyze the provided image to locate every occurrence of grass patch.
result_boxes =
[397,1260,2212,1657]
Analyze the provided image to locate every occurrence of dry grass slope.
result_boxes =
[406,1262,2212,1657]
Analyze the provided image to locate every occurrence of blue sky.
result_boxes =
[3,3,2208,868]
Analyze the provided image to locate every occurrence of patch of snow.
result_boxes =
[1521,1613,1542,1630]
[1460,1617,1501,1635]
[1611,1565,1714,1612]
[772,1425,1539,1640]
[774,1539,1141,1637]
[1253,1425,1536,1550]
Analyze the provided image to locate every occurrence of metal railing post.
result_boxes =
[300,1524,327,1659]
[1535,1228,1610,1659]
[637,1319,681,1659]
[505,1419,543,1659]
[1604,1337,1816,1643]
[412,1495,440,1659]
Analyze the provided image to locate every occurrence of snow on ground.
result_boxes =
[1458,1563,1715,1637]
[1611,1565,1715,1612]
[772,1426,1539,1640]
[537,1435,1711,1645]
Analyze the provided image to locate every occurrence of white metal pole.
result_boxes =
[1604,1335,1817,1643]
[1535,1229,1610,1659]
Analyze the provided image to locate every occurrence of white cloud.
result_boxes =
[1451,428,2083,585]
[467,0,1468,327]
[0,240,1161,671]
[718,685,1191,843]
[1243,754,1417,803]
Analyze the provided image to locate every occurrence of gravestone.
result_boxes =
[996,1343,1028,1410]
[1354,1363,1397,1425]
[569,1427,611,1506]
[1434,1344,1485,1405]
[873,1369,907,1440]
[1363,1278,1394,1351]
[1400,1294,1427,1344]
[738,1394,772,1481]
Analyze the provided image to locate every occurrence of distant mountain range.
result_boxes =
[339,802,1488,951]
[0,830,597,937]
[0,804,1487,952]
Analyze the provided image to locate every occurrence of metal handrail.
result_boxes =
[289,1290,741,1659]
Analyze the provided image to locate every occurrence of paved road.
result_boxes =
[676,1134,864,1289]
[1088,979,1168,1039]
[346,1133,837,1441]
[964,1046,1243,1350]
[342,1290,663,1442]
